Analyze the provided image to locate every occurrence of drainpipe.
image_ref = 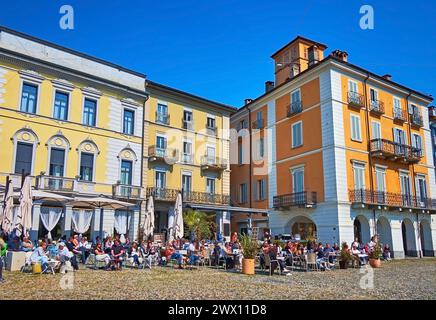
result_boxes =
[248,107,253,210]
[363,74,377,235]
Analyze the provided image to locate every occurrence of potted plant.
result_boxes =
[369,242,382,268]
[339,242,353,269]
[239,234,258,275]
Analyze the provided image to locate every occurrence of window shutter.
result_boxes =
[253,180,258,201]
[262,179,267,200]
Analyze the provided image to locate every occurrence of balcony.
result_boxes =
[429,107,436,120]
[347,92,365,109]
[206,125,217,136]
[183,191,230,205]
[252,119,265,130]
[393,108,406,122]
[369,139,422,164]
[200,156,227,172]
[112,184,143,200]
[287,101,302,117]
[369,99,385,115]
[273,191,317,209]
[411,113,424,127]
[183,120,194,131]
[148,146,179,164]
[156,112,170,125]
[146,187,180,202]
[349,189,436,211]
[37,175,75,193]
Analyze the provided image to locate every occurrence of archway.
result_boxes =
[402,219,417,257]
[377,216,393,252]
[353,215,371,244]
[420,219,434,257]
[287,216,317,240]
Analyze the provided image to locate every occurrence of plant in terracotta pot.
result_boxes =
[339,242,353,269]
[239,234,258,275]
[369,242,382,268]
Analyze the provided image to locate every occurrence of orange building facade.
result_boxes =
[231,37,436,258]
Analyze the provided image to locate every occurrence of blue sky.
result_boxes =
[1,0,435,107]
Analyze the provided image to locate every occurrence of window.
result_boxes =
[206,178,215,194]
[239,183,247,204]
[20,83,38,114]
[206,146,216,161]
[290,89,302,114]
[79,153,94,182]
[239,119,247,130]
[371,121,381,139]
[350,114,362,141]
[255,179,266,200]
[123,109,135,135]
[182,174,192,194]
[207,117,216,129]
[258,138,265,159]
[238,139,243,165]
[14,142,33,175]
[348,80,358,93]
[156,136,167,155]
[156,104,169,124]
[49,148,65,177]
[393,128,406,155]
[291,121,303,147]
[353,163,365,190]
[183,110,193,122]
[83,98,97,126]
[375,167,386,202]
[292,168,304,193]
[370,88,378,102]
[120,160,133,185]
[400,173,411,206]
[155,171,166,189]
[393,97,401,113]
[182,140,192,163]
[412,134,423,156]
[416,175,428,205]
[53,91,69,120]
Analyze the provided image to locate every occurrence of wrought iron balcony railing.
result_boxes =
[112,184,143,199]
[252,119,265,130]
[200,156,227,171]
[148,146,179,164]
[156,112,170,125]
[411,113,424,127]
[287,101,303,117]
[37,175,75,192]
[181,153,193,164]
[183,190,230,205]
[349,189,436,210]
[393,108,406,121]
[369,139,422,164]
[347,92,365,109]
[146,187,180,202]
[369,99,385,114]
[273,191,317,209]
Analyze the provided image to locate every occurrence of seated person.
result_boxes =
[332,243,340,252]
[168,247,184,269]
[72,235,79,247]
[57,242,79,271]
[323,243,336,265]
[0,237,7,282]
[94,243,110,269]
[30,241,50,273]
[78,237,90,264]
[21,237,34,252]
[268,245,289,274]
[111,239,125,270]
[188,241,200,266]
[383,244,392,261]
[128,242,142,266]
[104,237,114,254]
[351,244,367,265]
[66,236,82,261]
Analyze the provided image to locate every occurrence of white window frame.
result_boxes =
[350,114,362,142]
[291,166,305,194]
[352,162,366,190]
[371,121,381,140]
[291,121,303,148]
[348,79,358,93]
[18,70,43,115]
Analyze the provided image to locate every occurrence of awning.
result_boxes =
[184,203,268,214]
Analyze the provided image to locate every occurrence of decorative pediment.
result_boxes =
[77,138,100,155]
[46,131,71,150]
[12,127,39,144]
[118,144,138,161]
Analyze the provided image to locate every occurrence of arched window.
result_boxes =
[77,139,100,182]
[118,145,138,186]
[46,132,70,177]
[12,128,39,175]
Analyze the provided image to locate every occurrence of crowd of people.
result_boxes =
[0,231,392,281]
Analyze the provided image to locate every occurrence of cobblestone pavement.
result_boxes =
[0,258,435,300]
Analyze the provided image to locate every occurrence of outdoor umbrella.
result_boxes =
[1,180,14,234]
[16,176,33,237]
[70,196,135,239]
[143,196,155,239]
[32,190,73,202]
[172,193,184,241]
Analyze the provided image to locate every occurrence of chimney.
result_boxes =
[265,81,275,93]
[331,50,348,62]
[244,99,253,106]
[382,74,392,81]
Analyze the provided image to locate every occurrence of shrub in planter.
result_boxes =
[239,234,258,275]
[339,242,353,269]
[369,242,382,268]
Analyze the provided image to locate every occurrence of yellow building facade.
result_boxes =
[0,27,147,241]
[144,82,235,240]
